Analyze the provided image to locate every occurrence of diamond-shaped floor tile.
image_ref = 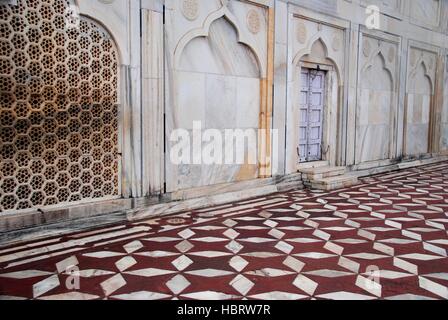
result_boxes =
[115,256,137,272]
[223,229,240,239]
[123,241,144,254]
[178,229,195,239]
[175,240,194,253]
[101,274,127,296]
[269,229,285,239]
[172,255,193,271]
[223,219,237,228]
[230,275,254,296]
[293,275,318,296]
[166,274,191,295]
[229,256,249,272]
[283,256,305,273]
[226,240,244,254]
[275,241,294,254]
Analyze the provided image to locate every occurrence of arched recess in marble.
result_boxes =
[290,36,344,167]
[293,37,342,86]
[173,4,265,77]
[179,18,260,77]
[361,52,394,91]
[405,61,433,156]
[409,61,433,95]
[356,52,394,163]
[172,17,261,189]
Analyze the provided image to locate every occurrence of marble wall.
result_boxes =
[356,32,399,164]
[2,0,448,221]
[285,7,347,173]
[405,47,437,156]
[164,0,269,192]
[442,55,448,151]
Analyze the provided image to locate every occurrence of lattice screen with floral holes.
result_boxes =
[0,0,120,213]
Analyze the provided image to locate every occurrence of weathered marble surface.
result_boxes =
[165,0,269,192]
[356,35,398,164]
[442,54,448,151]
[2,0,448,232]
[405,46,438,156]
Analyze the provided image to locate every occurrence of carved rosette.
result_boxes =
[332,34,342,52]
[246,9,261,34]
[182,0,199,21]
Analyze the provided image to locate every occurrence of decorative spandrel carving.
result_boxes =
[297,22,307,44]
[181,0,199,21]
[246,9,261,34]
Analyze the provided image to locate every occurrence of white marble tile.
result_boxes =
[115,256,137,272]
[33,275,60,298]
[186,269,234,277]
[171,255,194,271]
[166,274,191,295]
[125,268,175,277]
[229,256,249,272]
[101,274,127,296]
[112,291,171,300]
[293,275,318,296]
[230,275,254,296]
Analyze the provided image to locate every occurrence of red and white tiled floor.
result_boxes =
[1,162,448,300]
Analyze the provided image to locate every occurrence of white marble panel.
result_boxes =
[176,71,206,130]
[205,74,237,129]
[236,77,260,129]
[410,0,441,28]
[356,124,391,163]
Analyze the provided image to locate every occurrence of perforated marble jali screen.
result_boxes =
[0,0,120,213]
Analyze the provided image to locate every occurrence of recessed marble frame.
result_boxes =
[441,52,448,152]
[285,5,349,173]
[407,0,442,31]
[355,28,401,167]
[164,0,274,192]
[403,40,440,158]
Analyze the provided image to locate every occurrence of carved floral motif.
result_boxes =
[182,0,199,21]
[246,9,261,34]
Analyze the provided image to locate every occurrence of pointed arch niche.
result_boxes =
[165,1,272,192]
[404,47,437,157]
[356,52,395,163]
[288,26,346,171]
[354,32,400,167]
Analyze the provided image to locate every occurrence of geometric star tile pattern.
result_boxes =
[1,162,448,300]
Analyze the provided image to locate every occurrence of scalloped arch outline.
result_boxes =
[408,57,434,94]
[361,51,395,90]
[72,0,125,65]
[173,5,265,77]
[293,36,343,85]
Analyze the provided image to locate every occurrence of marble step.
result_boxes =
[300,166,346,181]
[297,161,329,171]
[305,174,358,191]
[277,181,304,192]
